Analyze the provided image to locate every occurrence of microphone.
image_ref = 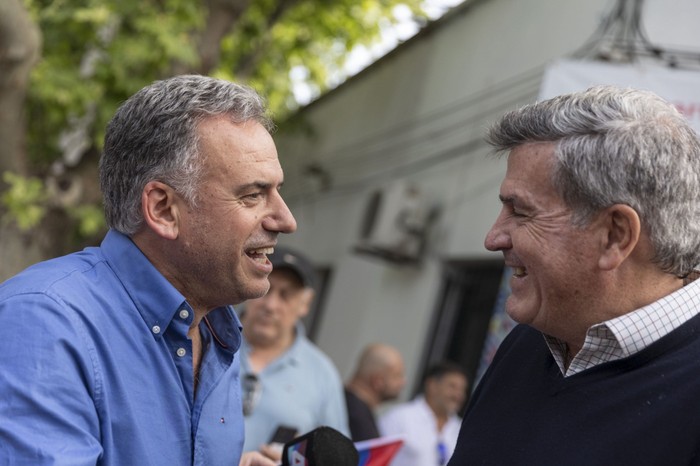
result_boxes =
[281,426,359,466]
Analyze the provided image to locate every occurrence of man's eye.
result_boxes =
[245,192,263,200]
[507,205,527,218]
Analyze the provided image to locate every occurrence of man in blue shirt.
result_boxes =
[239,247,350,460]
[0,75,296,466]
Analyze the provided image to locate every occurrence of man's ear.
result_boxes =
[141,181,181,240]
[424,378,437,398]
[369,372,386,392]
[296,288,315,319]
[598,204,641,271]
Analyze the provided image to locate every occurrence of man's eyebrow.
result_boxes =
[498,195,515,204]
[235,181,284,194]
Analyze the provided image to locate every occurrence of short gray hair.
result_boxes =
[486,85,700,277]
[99,75,273,235]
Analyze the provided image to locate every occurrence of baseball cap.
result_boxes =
[268,246,317,289]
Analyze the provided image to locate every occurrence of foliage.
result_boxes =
[13,0,427,247]
[1,171,47,230]
[1,170,106,236]
[23,0,202,167]
[23,0,426,168]
[216,0,427,114]
[67,203,107,238]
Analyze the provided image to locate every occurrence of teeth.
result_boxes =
[247,247,274,264]
[513,267,527,278]
[249,247,274,255]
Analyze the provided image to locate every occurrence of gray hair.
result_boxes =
[99,75,273,235]
[486,85,700,277]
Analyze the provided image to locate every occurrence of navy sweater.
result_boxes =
[449,314,700,466]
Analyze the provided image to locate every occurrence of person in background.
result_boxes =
[448,85,700,466]
[379,361,468,466]
[344,343,406,441]
[240,246,350,460]
[0,75,294,466]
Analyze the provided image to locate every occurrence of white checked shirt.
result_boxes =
[545,278,700,377]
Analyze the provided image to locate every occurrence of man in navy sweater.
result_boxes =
[448,85,700,465]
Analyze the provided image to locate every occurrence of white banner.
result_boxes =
[540,59,700,134]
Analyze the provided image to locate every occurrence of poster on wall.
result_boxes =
[540,59,700,134]
[475,267,516,385]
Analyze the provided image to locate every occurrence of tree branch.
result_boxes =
[197,0,252,75]
[233,0,301,79]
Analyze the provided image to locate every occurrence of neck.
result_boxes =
[247,331,296,373]
[428,405,450,432]
[564,266,685,358]
[425,398,449,432]
[435,414,448,432]
[346,380,380,409]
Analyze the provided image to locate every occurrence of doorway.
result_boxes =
[417,260,512,411]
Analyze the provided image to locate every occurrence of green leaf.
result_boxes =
[1,172,48,231]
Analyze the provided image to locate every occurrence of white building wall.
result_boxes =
[272,0,700,393]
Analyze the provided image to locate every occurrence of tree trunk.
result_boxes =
[0,0,43,281]
[0,0,41,176]
[198,0,252,74]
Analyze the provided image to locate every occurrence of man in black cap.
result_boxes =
[238,247,350,460]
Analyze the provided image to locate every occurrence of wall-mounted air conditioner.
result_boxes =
[354,181,438,264]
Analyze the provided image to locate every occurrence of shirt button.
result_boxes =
[179,309,189,319]
[151,325,161,334]
[176,348,187,357]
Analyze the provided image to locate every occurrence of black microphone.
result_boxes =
[281,426,359,466]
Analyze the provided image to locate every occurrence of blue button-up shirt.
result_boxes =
[0,230,245,465]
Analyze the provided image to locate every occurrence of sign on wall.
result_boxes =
[540,59,700,134]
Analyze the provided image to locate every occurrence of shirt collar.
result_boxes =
[205,307,243,353]
[285,322,307,361]
[101,229,187,337]
[545,278,700,376]
[241,322,307,371]
[602,278,700,354]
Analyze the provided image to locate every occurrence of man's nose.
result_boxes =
[264,190,297,234]
[484,212,511,251]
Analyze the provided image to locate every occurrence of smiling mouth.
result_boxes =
[247,247,274,263]
[512,266,527,278]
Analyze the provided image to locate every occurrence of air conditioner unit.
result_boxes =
[354,181,437,264]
